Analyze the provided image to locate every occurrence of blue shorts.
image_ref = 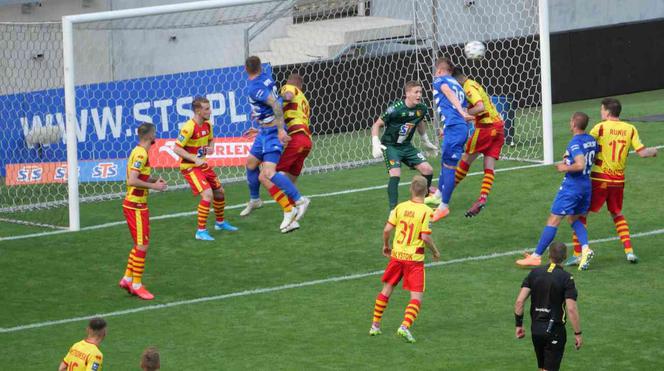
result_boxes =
[441,124,469,166]
[551,188,590,216]
[249,126,283,163]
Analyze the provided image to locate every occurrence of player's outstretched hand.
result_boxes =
[515,326,525,339]
[382,244,391,258]
[153,178,167,191]
[243,127,259,139]
[371,136,386,159]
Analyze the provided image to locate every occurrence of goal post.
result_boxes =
[0,0,552,232]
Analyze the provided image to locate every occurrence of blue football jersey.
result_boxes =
[432,75,467,127]
[561,133,597,191]
[248,72,282,125]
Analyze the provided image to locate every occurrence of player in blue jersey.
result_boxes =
[517,112,597,270]
[241,56,310,231]
[428,58,474,222]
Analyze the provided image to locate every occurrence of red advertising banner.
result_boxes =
[149,137,254,168]
[5,162,68,186]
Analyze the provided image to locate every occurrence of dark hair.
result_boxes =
[88,317,107,333]
[245,55,262,74]
[404,80,421,92]
[141,346,160,371]
[601,97,622,117]
[410,175,428,197]
[571,112,589,131]
[451,67,465,80]
[435,57,454,72]
[548,242,568,264]
[192,96,209,113]
[137,122,156,140]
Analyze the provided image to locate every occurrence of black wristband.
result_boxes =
[515,313,524,327]
[574,331,582,335]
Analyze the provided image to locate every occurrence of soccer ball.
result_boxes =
[464,41,486,60]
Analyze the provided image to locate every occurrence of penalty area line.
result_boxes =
[0,162,544,243]
[1,227,662,334]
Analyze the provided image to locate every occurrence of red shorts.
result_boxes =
[589,180,624,214]
[123,203,150,246]
[181,164,222,195]
[381,258,425,292]
[466,121,504,159]
[277,133,312,176]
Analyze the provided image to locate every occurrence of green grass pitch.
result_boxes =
[1,90,664,370]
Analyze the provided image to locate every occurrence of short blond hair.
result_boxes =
[141,346,160,371]
[410,175,428,198]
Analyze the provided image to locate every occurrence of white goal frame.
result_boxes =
[61,0,553,231]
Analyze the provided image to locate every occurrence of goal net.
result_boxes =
[0,0,550,231]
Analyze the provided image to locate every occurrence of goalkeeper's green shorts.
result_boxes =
[382,144,426,172]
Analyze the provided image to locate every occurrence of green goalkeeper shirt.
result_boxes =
[379,100,429,147]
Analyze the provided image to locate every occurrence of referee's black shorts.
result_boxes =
[531,322,567,371]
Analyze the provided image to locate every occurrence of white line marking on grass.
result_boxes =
[2,227,662,334]
[0,217,67,230]
[1,163,545,243]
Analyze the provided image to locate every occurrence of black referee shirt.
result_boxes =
[521,263,578,324]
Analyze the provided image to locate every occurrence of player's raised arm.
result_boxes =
[267,94,289,144]
[371,118,387,158]
[441,84,474,122]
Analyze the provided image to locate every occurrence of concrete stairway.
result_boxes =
[255,16,412,66]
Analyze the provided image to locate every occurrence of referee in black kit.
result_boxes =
[514,242,583,371]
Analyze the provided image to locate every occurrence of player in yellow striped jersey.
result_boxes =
[567,98,657,267]
[369,175,440,343]
[119,123,167,300]
[59,318,106,371]
[447,69,505,217]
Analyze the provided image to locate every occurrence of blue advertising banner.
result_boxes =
[0,64,268,178]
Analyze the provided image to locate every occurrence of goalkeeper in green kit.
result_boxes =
[371,81,438,210]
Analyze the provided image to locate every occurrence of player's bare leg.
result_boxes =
[370,283,394,336]
[466,154,495,218]
[397,291,422,343]
[213,187,238,231]
[241,154,264,217]
[611,212,638,263]
[195,189,215,241]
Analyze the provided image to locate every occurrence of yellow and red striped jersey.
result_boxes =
[280,84,312,138]
[62,340,103,371]
[589,120,645,183]
[175,119,213,170]
[387,200,433,262]
[462,78,502,126]
[124,145,151,208]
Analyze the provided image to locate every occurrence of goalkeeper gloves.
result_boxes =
[420,133,439,155]
[371,136,386,159]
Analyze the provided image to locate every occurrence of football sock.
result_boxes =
[571,220,589,252]
[372,293,389,324]
[268,185,293,212]
[123,247,135,281]
[388,176,400,210]
[613,215,633,254]
[246,167,260,199]
[571,216,587,256]
[480,169,495,199]
[423,173,433,193]
[455,160,470,185]
[131,248,147,288]
[441,166,457,204]
[197,200,211,231]
[534,226,558,256]
[401,299,421,329]
[270,172,301,201]
[213,196,225,223]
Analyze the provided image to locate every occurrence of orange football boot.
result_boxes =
[131,285,155,300]
[516,253,542,267]
[431,206,450,222]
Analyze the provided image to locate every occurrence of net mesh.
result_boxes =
[0,0,544,229]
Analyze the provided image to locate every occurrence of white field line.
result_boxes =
[0,218,67,230]
[1,227,662,334]
[0,162,546,243]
